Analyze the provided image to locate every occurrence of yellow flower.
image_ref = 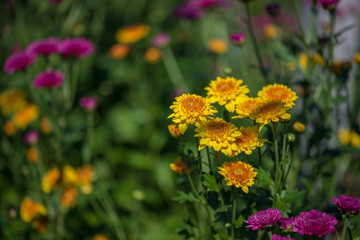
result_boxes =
[0,89,27,116]
[62,165,77,187]
[205,76,249,112]
[218,161,257,193]
[233,97,262,119]
[108,44,130,59]
[351,131,360,148]
[42,168,60,193]
[40,118,51,134]
[115,24,150,44]
[170,158,192,174]
[338,129,360,149]
[20,197,47,223]
[231,126,266,156]
[13,104,39,129]
[250,100,291,129]
[263,24,277,39]
[299,52,307,70]
[168,93,217,135]
[93,234,109,240]
[144,47,161,64]
[76,165,95,194]
[168,123,181,138]
[26,146,38,163]
[293,122,306,133]
[195,117,241,157]
[208,38,228,54]
[354,53,360,65]
[257,83,298,108]
[311,53,325,66]
[61,188,77,208]
[3,120,17,136]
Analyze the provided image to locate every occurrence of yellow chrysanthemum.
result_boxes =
[233,97,262,119]
[338,129,360,149]
[218,161,257,193]
[170,158,192,174]
[62,165,77,187]
[41,168,60,193]
[299,52,308,70]
[257,83,298,108]
[20,197,47,223]
[0,89,27,116]
[13,104,39,129]
[231,126,266,156]
[208,38,228,54]
[115,24,150,44]
[205,76,250,112]
[250,100,291,129]
[168,93,217,135]
[195,117,242,157]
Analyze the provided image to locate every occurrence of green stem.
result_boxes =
[271,123,280,207]
[206,147,213,174]
[268,231,273,240]
[253,121,262,166]
[216,151,221,166]
[244,2,269,82]
[231,188,237,240]
[324,11,336,125]
[162,47,188,91]
[293,0,305,42]
[306,0,317,46]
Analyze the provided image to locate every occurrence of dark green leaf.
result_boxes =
[172,191,200,204]
[202,174,220,192]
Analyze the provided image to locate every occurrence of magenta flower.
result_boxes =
[152,33,171,47]
[23,131,39,145]
[279,217,295,232]
[79,96,98,111]
[27,37,60,56]
[292,210,338,237]
[3,51,36,75]
[332,194,360,216]
[320,0,340,10]
[188,0,229,9]
[245,208,282,230]
[33,70,64,88]
[58,38,94,58]
[229,32,245,46]
[272,235,293,240]
[172,4,204,20]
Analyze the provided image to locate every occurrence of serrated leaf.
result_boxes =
[202,174,219,192]
[256,167,274,189]
[215,204,232,214]
[233,215,244,229]
[172,191,200,204]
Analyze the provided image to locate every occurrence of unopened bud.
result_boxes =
[287,133,296,142]
[293,122,306,133]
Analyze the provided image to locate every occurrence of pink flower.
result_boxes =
[27,37,60,56]
[152,33,171,47]
[3,51,36,74]
[245,208,282,230]
[33,70,64,88]
[188,0,229,9]
[320,0,341,10]
[272,235,293,240]
[332,195,360,216]
[279,217,295,231]
[23,131,39,145]
[229,32,245,46]
[292,210,338,237]
[79,96,98,111]
[172,4,204,20]
[58,38,94,58]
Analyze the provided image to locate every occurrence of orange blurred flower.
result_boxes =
[20,197,47,223]
[3,120,17,136]
[26,146,38,163]
[0,89,27,116]
[13,104,39,129]
[170,158,192,174]
[144,47,162,64]
[208,38,228,54]
[115,24,150,44]
[62,165,77,187]
[61,188,77,208]
[108,44,130,60]
[168,123,181,138]
[40,118,51,134]
[42,168,60,193]
[93,233,109,240]
[263,24,277,39]
[76,165,95,194]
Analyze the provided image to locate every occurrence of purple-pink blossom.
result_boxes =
[332,194,360,215]
[320,0,341,10]
[79,96,98,111]
[292,210,338,237]
[279,217,295,231]
[272,235,293,240]
[172,4,204,20]
[151,33,171,47]
[244,208,282,230]
[188,0,229,9]
[58,38,94,58]
[229,32,245,46]
[33,70,64,88]
[23,131,39,145]
[27,37,60,56]
[3,51,36,74]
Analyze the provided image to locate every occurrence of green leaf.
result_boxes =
[233,215,244,229]
[202,174,220,192]
[214,204,232,214]
[256,168,274,189]
[172,191,200,204]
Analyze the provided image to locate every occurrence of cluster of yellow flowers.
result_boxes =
[168,76,298,193]
[338,129,360,149]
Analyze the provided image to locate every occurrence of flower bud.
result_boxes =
[320,0,341,10]
[168,123,181,138]
[293,122,306,133]
[223,67,233,76]
[229,32,245,46]
[286,133,296,142]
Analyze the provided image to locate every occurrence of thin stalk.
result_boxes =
[271,123,280,207]
[206,147,213,174]
[253,120,262,166]
[195,137,203,181]
[340,217,347,240]
[306,0,317,45]
[216,151,221,166]
[245,2,269,82]
[324,11,336,125]
[231,188,237,240]
[267,231,273,240]
[293,0,305,41]
[162,47,188,91]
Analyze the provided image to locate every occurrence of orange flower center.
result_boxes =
[181,97,205,112]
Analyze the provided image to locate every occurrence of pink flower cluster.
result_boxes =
[172,0,229,20]
[333,194,360,216]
